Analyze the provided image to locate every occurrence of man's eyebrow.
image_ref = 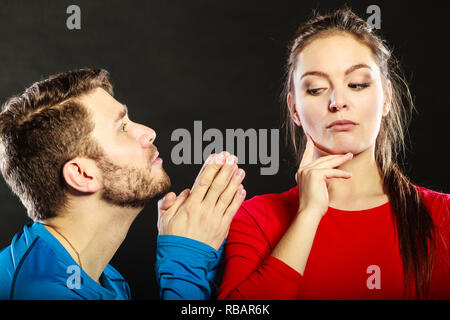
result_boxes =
[300,64,372,80]
[115,104,128,123]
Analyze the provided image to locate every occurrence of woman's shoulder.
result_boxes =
[242,185,298,209]
[414,185,449,226]
[236,186,299,226]
[414,185,449,206]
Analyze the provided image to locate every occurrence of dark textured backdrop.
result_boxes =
[0,0,448,299]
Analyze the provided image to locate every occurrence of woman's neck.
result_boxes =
[316,146,388,210]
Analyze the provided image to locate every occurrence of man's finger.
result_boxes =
[165,189,190,218]
[158,192,177,212]
[222,184,246,225]
[188,152,227,202]
[194,153,216,184]
[214,167,245,215]
[203,154,238,206]
[192,151,226,190]
[157,189,190,234]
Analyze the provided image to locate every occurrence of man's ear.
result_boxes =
[62,158,100,193]
[382,79,392,117]
[287,92,302,126]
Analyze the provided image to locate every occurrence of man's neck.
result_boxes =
[41,201,141,284]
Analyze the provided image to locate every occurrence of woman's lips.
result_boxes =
[327,120,357,132]
[328,123,357,132]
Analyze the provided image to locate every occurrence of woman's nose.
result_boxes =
[329,89,347,112]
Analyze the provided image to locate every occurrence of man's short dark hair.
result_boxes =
[0,68,113,220]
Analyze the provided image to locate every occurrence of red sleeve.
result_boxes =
[416,186,450,255]
[218,197,303,300]
[416,186,450,298]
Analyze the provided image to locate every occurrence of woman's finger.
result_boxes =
[299,135,315,168]
[302,152,353,171]
[321,168,353,179]
[314,152,353,169]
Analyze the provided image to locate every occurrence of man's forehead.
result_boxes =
[80,87,124,119]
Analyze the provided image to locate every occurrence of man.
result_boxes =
[0,68,246,299]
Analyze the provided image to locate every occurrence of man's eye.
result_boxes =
[306,88,325,95]
[349,83,370,90]
[120,122,128,133]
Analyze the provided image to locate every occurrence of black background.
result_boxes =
[0,0,448,300]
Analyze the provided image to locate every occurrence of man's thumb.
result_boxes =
[158,192,177,211]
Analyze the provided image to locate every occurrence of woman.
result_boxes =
[218,8,449,300]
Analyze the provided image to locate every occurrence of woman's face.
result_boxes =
[289,33,391,156]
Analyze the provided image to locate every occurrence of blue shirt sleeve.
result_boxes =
[155,235,224,300]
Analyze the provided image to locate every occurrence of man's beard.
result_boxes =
[95,155,171,209]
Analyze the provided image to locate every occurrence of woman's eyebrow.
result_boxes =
[300,63,372,80]
[344,63,372,76]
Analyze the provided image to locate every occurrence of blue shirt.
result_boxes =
[0,222,131,300]
[155,235,224,300]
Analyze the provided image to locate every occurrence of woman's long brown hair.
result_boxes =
[281,7,435,298]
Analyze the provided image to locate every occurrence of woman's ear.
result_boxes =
[382,79,392,117]
[287,92,302,126]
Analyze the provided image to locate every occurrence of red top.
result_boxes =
[218,185,450,300]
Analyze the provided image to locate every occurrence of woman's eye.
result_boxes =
[349,83,370,90]
[306,88,325,96]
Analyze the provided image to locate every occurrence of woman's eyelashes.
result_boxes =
[306,82,371,95]
[348,82,371,90]
[306,87,326,95]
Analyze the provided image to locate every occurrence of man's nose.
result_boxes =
[139,127,156,148]
[147,127,156,143]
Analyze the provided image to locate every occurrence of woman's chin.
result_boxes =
[318,143,359,156]
[326,138,364,154]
